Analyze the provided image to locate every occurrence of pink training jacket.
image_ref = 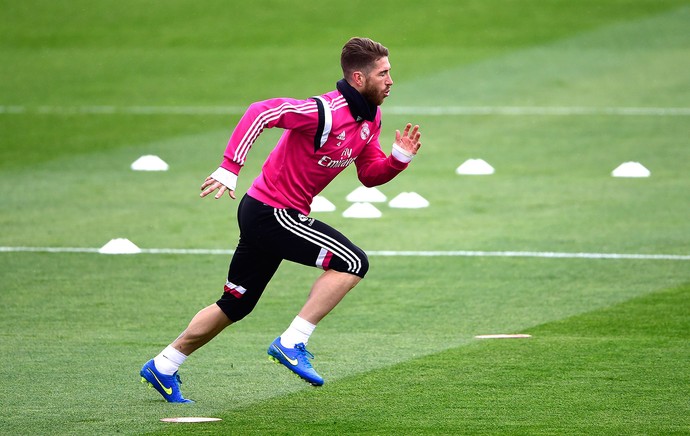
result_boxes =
[217,82,410,215]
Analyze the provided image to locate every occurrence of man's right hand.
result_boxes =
[200,176,236,199]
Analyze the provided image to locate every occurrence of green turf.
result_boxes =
[1,253,688,434]
[1,0,689,434]
[192,282,690,435]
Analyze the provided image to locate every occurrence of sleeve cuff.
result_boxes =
[210,167,238,190]
[391,143,414,163]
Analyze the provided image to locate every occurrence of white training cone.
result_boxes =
[310,195,336,212]
[456,159,495,175]
[388,192,429,209]
[346,186,387,202]
[342,202,382,218]
[611,162,650,178]
[98,238,141,254]
[131,155,169,171]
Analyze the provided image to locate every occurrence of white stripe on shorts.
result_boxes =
[273,208,361,274]
[315,247,329,269]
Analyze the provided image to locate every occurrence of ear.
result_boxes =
[352,71,366,88]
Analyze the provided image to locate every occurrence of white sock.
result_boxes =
[280,316,316,348]
[153,345,188,375]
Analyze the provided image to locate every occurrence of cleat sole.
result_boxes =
[269,357,322,386]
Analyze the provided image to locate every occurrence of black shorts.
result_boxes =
[216,194,369,322]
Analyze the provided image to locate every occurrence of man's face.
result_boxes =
[360,57,393,106]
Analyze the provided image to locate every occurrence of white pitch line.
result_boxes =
[367,250,690,260]
[0,246,101,253]
[1,246,689,260]
[1,105,689,116]
[386,106,690,116]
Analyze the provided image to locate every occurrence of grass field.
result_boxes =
[1,0,689,434]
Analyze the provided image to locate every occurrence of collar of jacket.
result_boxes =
[336,79,377,122]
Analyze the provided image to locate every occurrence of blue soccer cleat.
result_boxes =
[140,359,194,403]
[267,337,324,386]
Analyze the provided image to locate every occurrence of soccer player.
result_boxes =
[140,37,422,403]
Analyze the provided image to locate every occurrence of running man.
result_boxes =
[140,37,422,402]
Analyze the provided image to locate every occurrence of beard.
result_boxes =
[361,83,388,106]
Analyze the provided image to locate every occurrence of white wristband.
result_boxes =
[391,142,414,163]
[210,167,238,190]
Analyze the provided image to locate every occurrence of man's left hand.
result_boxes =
[395,123,421,156]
